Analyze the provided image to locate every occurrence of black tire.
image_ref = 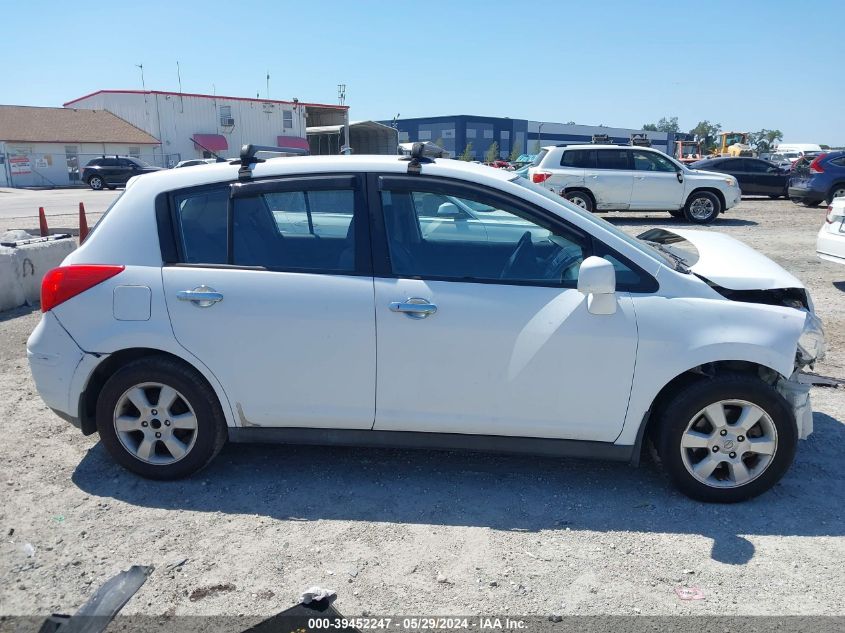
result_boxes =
[656,373,797,503]
[802,200,822,208]
[88,175,104,191]
[96,356,228,479]
[668,209,685,218]
[563,190,594,212]
[768,194,781,199]
[106,185,117,190]
[828,185,845,203]
[683,191,721,224]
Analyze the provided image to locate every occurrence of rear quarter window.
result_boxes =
[531,150,548,167]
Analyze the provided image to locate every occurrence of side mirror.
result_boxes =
[676,169,684,183]
[577,256,617,315]
[437,202,464,219]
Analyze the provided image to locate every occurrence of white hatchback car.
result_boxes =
[817,198,845,265]
[528,145,742,223]
[28,146,825,502]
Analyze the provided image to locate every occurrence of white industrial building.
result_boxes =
[64,90,350,166]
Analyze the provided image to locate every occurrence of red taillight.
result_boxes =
[809,153,828,174]
[825,206,834,223]
[41,265,124,312]
[532,171,552,183]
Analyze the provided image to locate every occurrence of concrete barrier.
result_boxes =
[0,231,77,312]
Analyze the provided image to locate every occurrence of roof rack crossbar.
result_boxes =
[235,144,310,179]
[399,142,435,174]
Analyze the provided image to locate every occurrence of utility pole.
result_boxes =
[266,72,270,99]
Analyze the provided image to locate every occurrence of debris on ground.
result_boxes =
[189,582,237,602]
[300,586,336,605]
[675,586,706,601]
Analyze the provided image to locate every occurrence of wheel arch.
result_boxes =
[686,187,726,213]
[561,187,596,206]
[630,359,785,465]
[827,180,845,200]
[77,347,233,435]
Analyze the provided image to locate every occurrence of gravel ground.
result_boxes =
[0,197,843,619]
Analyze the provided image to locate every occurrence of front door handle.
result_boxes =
[389,297,437,319]
[177,286,223,308]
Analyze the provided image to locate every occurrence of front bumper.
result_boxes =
[725,187,741,210]
[777,373,813,439]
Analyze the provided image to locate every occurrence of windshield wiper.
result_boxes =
[643,240,690,273]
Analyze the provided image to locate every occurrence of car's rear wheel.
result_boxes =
[563,190,594,212]
[802,200,822,207]
[96,356,227,479]
[683,191,721,224]
[656,373,796,503]
[88,175,104,190]
[828,186,845,203]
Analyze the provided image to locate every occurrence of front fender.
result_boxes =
[615,295,805,445]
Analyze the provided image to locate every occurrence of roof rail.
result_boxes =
[235,144,310,179]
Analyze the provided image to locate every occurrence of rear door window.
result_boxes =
[561,149,595,168]
[595,149,631,170]
[173,187,229,264]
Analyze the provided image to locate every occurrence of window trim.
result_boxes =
[162,174,372,276]
[370,173,658,293]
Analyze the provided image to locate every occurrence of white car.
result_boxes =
[528,144,742,223]
[817,198,845,265]
[27,147,824,502]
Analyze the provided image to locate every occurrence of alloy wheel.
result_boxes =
[679,399,778,489]
[90,177,103,190]
[113,382,198,465]
[569,195,588,209]
[688,196,715,221]
[832,187,845,200]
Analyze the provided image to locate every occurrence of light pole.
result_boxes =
[538,122,546,150]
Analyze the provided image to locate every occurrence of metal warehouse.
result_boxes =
[0,105,160,188]
[63,90,350,167]
[387,115,677,159]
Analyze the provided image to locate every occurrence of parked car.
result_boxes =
[528,144,741,223]
[788,151,845,207]
[174,159,219,168]
[769,153,799,169]
[27,152,824,502]
[81,156,162,190]
[690,157,790,198]
[816,197,845,265]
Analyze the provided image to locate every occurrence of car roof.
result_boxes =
[128,154,516,194]
[547,144,660,151]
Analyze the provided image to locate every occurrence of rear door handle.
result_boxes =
[389,297,437,319]
[177,286,223,307]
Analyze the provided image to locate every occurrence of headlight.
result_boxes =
[797,311,826,366]
[724,177,737,187]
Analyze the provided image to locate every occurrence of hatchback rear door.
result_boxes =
[160,175,376,429]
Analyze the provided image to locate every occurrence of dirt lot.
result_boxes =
[0,197,843,619]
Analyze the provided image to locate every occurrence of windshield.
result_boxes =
[511,177,677,269]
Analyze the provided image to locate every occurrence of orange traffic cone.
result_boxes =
[38,207,48,237]
[78,202,89,243]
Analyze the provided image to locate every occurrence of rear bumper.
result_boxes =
[789,186,825,203]
[27,312,84,417]
[816,225,845,264]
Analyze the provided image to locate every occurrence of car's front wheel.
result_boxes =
[656,373,796,502]
[563,190,594,212]
[88,175,104,190]
[683,191,721,224]
[96,356,227,479]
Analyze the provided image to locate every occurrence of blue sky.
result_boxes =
[3,1,843,144]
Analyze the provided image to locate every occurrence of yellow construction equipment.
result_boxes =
[712,132,753,157]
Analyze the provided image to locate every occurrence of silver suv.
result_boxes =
[528,145,742,224]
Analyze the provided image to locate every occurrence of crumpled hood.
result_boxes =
[641,228,804,291]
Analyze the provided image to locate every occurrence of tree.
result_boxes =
[459,142,474,161]
[433,137,444,149]
[484,141,500,163]
[748,129,783,153]
[565,121,576,125]
[689,120,722,151]
[509,139,523,162]
[656,116,680,133]
[531,140,541,154]
[642,117,679,133]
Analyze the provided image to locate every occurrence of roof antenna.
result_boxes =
[399,142,434,175]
